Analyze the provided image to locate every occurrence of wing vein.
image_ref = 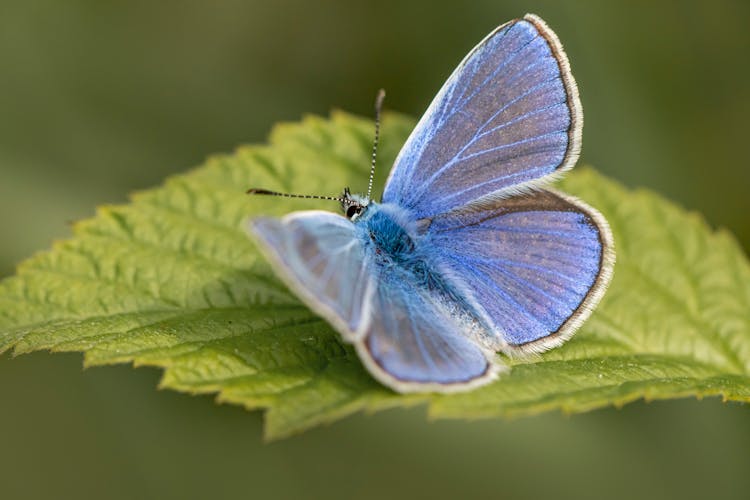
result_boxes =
[406,76,566,206]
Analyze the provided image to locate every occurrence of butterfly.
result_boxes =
[247,14,614,393]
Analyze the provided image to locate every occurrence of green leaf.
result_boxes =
[1,111,749,440]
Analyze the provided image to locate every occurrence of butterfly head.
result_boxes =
[341,187,369,221]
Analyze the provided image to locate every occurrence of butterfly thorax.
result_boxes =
[355,202,418,264]
[354,202,461,298]
[355,202,488,332]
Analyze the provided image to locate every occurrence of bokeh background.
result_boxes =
[1,1,749,499]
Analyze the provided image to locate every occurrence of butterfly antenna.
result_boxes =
[246,188,344,203]
[366,88,386,200]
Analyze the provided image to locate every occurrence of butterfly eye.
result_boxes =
[346,205,361,219]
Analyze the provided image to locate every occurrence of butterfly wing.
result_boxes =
[425,189,614,353]
[250,211,503,392]
[382,14,582,219]
[251,211,375,339]
[357,265,502,393]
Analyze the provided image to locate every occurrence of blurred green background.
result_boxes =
[1,1,749,499]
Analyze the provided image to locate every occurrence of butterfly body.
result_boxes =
[357,202,417,262]
[249,14,615,393]
[356,201,490,337]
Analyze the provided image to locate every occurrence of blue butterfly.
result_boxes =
[248,14,615,393]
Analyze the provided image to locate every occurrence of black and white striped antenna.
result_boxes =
[245,188,345,203]
[247,89,386,204]
[366,88,386,200]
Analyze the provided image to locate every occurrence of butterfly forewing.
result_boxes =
[252,211,375,339]
[382,14,581,219]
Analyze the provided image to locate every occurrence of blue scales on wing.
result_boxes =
[251,211,375,339]
[382,15,581,219]
[251,209,500,390]
[424,190,613,351]
[359,265,496,389]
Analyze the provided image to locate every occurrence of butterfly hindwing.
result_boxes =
[424,189,614,352]
[382,14,581,219]
[358,265,502,392]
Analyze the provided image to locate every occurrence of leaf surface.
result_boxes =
[2,112,749,439]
